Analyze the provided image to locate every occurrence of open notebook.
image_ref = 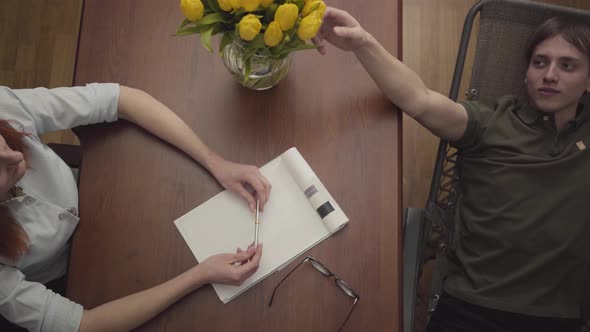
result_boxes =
[174,147,349,303]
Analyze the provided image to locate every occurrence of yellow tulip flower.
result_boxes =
[180,0,204,22]
[297,10,322,40]
[274,3,298,31]
[301,1,326,17]
[260,0,274,8]
[238,14,262,41]
[217,0,233,11]
[230,0,241,9]
[264,21,283,47]
[242,0,261,12]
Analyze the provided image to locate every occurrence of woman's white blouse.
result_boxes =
[0,83,119,332]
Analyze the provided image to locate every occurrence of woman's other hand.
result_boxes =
[209,157,271,212]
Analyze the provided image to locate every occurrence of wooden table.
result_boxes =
[67,0,402,330]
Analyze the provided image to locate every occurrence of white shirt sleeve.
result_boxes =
[3,83,119,134]
[0,265,82,332]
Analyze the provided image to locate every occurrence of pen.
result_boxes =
[254,199,260,249]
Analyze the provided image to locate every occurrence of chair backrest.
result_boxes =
[424,0,590,322]
[469,0,590,107]
[430,0,590,226]
[428,0,590,210]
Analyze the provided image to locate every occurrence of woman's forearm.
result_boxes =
[78,266,206,332]
[116,86,224,172]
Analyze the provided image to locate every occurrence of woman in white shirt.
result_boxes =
[0,83,269,332]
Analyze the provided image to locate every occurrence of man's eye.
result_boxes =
[562,62,576,71]
[532,59,545,67]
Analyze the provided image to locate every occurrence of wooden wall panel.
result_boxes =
[403,0,477,210]
[0,0,82,145]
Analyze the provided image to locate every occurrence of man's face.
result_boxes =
[0,134,26,198]
[526,34,590,115]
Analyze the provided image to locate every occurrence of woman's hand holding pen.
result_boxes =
[196,244,263,286]
[208,157,272,212]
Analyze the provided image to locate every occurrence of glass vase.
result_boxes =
[222,39,291,90]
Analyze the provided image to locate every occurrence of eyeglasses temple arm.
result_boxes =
[337,297,359,332]
[268,257,309,307]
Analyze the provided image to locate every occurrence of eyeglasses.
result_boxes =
[268,256,360,331]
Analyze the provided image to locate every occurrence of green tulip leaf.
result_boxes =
[264,4,278,22]
[200,12,227,25]
[219,32,234,55]
[234,8,248,16]
[250,34,266,49]
[277,43,317,57]
[244,56,252,84]
[200,26,215,52]
[292,0,305,11]
[176,24,214,36]
[212,22,225,36]
[205,0,222,12]
[177,18,191,32]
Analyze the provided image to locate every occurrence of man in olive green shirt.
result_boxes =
[315,6,590,332]
[446,95,590,322]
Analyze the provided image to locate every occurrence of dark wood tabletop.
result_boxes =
[67,0,402,331]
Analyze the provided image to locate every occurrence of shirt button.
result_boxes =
[543,115,549,121]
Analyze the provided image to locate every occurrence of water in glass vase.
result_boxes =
[222,39,291,90]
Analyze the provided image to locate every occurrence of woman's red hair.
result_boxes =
[0,119,29,263]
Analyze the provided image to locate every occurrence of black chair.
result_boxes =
[402,1,590,331]
[47,126,85,180]
[47,143,82,169]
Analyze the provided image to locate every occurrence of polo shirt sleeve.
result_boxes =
[0,265,83,332]
[7,83,119,135]
[450,100,494,150]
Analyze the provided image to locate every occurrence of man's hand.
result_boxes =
[313,7,371,55]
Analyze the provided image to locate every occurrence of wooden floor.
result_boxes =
[0,0,82,144]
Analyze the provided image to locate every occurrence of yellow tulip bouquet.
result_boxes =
[176,0,326,89]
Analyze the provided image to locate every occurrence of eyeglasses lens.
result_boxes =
[336,279,357,298]
[310,259,331,276]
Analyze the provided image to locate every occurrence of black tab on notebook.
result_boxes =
[317,201,335,219]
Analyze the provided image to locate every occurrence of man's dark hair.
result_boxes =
[526,16,590,63]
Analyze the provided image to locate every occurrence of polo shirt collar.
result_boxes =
[516,101,589,128]
[515,102,540,125]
